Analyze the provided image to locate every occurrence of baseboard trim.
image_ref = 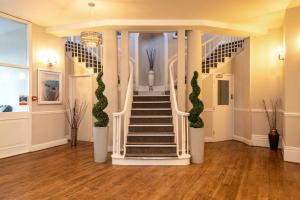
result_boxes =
[30,138,68,152]
[0,144,29,159]
[283,145,300,163]
[252,134,282,148]
[233,135,252,145]
[204,137,215,142]
[112,157,190,165]
[281,139,300,163]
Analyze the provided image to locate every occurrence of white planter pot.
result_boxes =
[148,70,155,87]
[93,127,108,163]
[189,127,205,164]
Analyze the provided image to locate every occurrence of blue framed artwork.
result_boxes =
[38,69,62,104]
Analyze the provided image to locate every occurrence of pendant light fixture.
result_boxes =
[80,2,102,48]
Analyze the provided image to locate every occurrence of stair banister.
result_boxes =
[112,63,134,158]
[169,62,190,158]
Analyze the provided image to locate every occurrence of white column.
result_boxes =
[120,30,129,109]
[187,30,202,110]
[134,33,139,91]
[177,29,186,111]
[164,33,169,90]
[102,30,118,147]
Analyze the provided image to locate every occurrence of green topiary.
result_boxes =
[92,72,109,127]
[188,71,204,128]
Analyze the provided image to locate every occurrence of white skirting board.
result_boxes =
[0,144,29,159]
[232,135,252,146]
[30,138,68,152]
[282,140,300,163]
[112,157,190,165]
[252,134,282,148]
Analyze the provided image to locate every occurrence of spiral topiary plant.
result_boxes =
[188,71,204,128]
[92,72,109,127]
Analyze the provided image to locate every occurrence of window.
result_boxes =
[0,15,29,112]
[218,80,229,105]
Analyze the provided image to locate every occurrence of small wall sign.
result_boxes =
[19,95,28,106]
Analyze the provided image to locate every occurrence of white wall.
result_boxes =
[30,24,67,147]
[138,33,165,86]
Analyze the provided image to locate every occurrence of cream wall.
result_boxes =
[232,38,252,140]
[138,33,165,86]
[31,24,67,146]
[250,28,283,138]
[283,7,300,149]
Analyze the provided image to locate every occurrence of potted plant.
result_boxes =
[92,72,109,162]
[66,100,87,147]
[188,71,205,164]
[262,99,280,150]
[146,48,156,91]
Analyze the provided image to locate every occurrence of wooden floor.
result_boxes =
[0,141,299,200]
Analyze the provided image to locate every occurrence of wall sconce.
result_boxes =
[39,50,58,67]
[277,48,284,60]
[46,57,57,67]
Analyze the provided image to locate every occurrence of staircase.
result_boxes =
[202,37,245,74]
[126,91,177,158]
[65,40,102,73]
[112,61,190,165]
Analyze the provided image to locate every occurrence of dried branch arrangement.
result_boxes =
[146,48,156,71]
[66,99,87,129]
[66,99,87,146]
[262,99,279,130]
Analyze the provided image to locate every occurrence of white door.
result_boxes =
[70,76,93,142]
[213,74,234,141]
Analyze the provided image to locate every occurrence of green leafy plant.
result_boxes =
[188,71,204,128]
[92,72,109,127]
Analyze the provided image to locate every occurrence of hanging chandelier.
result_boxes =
[80,31,101,47]
[80,2,102,48]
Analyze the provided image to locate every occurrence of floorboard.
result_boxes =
[0,141,299,200]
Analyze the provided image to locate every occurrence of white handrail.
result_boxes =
[169,61,190,158]
[112,62,134,158]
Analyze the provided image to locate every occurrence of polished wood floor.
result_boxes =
[0,141,299,200]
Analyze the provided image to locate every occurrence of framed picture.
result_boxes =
[38,69,62,104]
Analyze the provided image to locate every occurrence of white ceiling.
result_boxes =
[0,0,300,35]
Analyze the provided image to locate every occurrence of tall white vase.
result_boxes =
[148,70,155,90]
[189,127,205,164]
[93,127,108,163]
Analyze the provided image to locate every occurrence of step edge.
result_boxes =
[128,134,174,136]
[130,115,172,118]
[126,144,176,147]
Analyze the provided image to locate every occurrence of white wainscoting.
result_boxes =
[30,138,68,152]
[0,112,31,159]
[31,110,67,151]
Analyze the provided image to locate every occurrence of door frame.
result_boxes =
[212,73,234,141]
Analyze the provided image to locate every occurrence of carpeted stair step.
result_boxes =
[127,133,174,143]
[130,116,172,124]
[129,124,173,132]
[126,144,176,155]
[132,101,171,108]
[131,108,172,116]
[133,95,170,102]
[125,153,177,157]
